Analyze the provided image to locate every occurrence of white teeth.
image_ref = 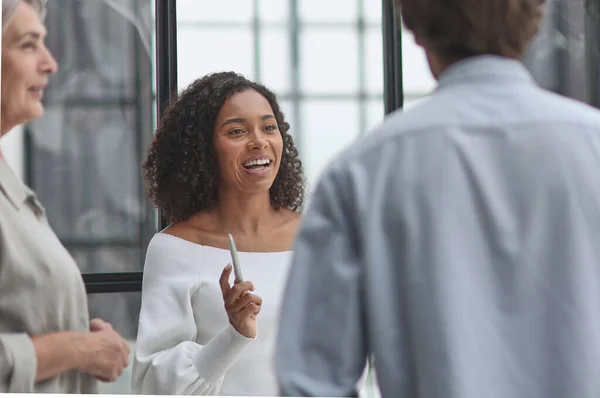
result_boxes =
[243,158,270,167]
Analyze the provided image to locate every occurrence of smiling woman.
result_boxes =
[213,89,285,195]
[143,71,304,223]
[132,71,306,396]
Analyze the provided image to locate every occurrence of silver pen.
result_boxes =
[228,233,244,283]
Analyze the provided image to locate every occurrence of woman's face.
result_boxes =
[1,2,57,133]
[213,89,284,196]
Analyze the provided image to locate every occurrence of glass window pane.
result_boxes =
[30,107,145,242]
[401,26,436,94]
[88,292,141,394]
[522,0,586,102]
[258,0,289,23]
[366,99,385,133]
[301,100,361,184]
[72,247,145,273]
[366,27,384,95]
[29,0,155,274]
[259,28,291,94]
[299,0,358,23]
[177,27,255,89]
[363,0,383,24]
[300,29,359,94]
[177,0,253,23]
[280,100,297,139]
[45,1,152,101]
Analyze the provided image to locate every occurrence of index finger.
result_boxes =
[90,318,110,332]
[219,264,233,298]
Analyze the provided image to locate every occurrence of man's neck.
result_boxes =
[426,50,455,79]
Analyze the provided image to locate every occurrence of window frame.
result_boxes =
[23,0,404,294]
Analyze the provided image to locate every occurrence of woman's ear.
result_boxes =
[414,35,424,48]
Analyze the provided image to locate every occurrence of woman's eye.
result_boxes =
[229,128,245,135]
[22,42,37,50]
[264,124,277,132]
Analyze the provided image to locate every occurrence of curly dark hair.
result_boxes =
[142,71,305,222]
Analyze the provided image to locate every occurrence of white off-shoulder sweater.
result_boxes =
[131,232,293,396]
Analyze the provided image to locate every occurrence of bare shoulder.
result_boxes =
[161,221,198,246]
[162,212,225,248]
[273,208,303,247]
[279,208,302,228]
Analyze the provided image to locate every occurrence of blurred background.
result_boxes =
[0,0,595,394]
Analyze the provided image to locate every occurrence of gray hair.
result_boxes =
[2,0,46,33]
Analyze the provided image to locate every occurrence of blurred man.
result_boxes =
[276,1,600,397]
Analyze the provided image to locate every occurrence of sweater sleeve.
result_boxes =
[131,235,254,395]
[0,333,37,392]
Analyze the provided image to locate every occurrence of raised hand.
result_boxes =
[219,264,263,338]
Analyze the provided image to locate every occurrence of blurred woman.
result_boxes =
[0,0,130,393]
[132,71,305,396]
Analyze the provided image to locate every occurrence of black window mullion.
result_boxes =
[586,0,600,108]
[156,0,178,231]
[382,0,404,114]
[83,272,143,294]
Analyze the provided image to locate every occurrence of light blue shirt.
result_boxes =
[276,55,600,398]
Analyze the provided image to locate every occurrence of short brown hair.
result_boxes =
[396,0,545,60]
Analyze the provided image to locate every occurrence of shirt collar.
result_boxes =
[0,156,29,210]
[436,55,536,90]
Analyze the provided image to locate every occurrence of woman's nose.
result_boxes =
[40,47,58,74]
[248,131,268,149]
